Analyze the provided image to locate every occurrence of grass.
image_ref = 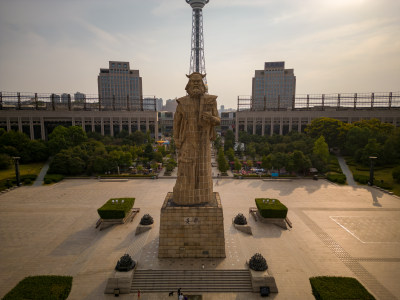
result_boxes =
[345,157,400,196]
[255,198,288,218]
[0,162,44,181]
[2,275,73,300]
[97,197,135,219]
[309,276,375,300]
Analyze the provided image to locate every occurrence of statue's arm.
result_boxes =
[210,100,220,126]
[173,105,183,149]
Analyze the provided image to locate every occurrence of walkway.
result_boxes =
[336,155,357,187]
[32,159,51,186]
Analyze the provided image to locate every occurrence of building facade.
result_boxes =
[98,61,143,110]
[252,62,296,110]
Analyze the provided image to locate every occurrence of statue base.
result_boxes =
[158,192,226,258]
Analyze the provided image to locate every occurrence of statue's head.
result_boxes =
[185,72,206,97]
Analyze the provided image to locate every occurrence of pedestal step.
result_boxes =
[131,269,252,293]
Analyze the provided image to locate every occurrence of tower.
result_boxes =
[186,0,209,80]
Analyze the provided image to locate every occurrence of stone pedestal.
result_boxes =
[158,192,225,258]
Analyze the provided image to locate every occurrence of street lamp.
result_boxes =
[369,156,377,186]
[12,157,21,187]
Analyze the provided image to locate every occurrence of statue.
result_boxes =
[172,72,220,205]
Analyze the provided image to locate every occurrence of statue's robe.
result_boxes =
[172,94,220,205]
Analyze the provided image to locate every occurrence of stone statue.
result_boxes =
[172,72,220,206]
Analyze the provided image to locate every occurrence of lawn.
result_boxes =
[0,162,44,181]
[345,157,400,196]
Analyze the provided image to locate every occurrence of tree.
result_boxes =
[217,148,229,173]
[392,166,400,183]
[313,136,329,164]
[48,126,87,154]
[291,150,311,174]
[344,126,371,156]
[245,143,257,160]
[130,130,146,145]
[305,117,348,148]
[226,148,235,162]
[224,130,235,151]
[213,135,222,151]
[143,143,154,160]
[261,155,271,170]
[359,139,383,165]
[234,157,242,172]
[0,153,11,170]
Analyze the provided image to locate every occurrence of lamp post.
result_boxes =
[12,157,21,187]
[369,156,377,186]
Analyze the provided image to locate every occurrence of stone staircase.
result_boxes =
[131,269,252,293]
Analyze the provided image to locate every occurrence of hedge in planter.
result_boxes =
[309,276,375,300]
[255,198,288,219]
[2,275,73,300]
[97,198,135,219]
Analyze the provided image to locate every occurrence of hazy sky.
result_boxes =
[0,0,399,108]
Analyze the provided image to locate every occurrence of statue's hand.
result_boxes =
[201,112,212,122]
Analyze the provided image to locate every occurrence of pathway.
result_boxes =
[336,155,357,187]
[32,159,51,186]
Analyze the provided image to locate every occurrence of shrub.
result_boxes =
[374,180,393,190]
[392,166,400,184]
[249,253,268,271]
[97,198,135,219]
[255,198,288,219]
[326,173,346,184]
[44,174,64,183]
[140,214,154,225]
[23,178,32,185]
[2,275,73,300]
[309,276,375,300]
[353,173,369,184]
[234,213,247,225]
[0,153,11,170]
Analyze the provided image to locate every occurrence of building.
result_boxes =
[252,61,296,110]
[156,98,163,111]
[74,92,86,103]
[163,99,177,112]
[98,61,142,110]
[61,93,69,104]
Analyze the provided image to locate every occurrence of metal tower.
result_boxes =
[186,0,209,80]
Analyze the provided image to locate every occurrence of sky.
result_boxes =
[0,0,399,109]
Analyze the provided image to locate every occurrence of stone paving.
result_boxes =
[0,178,399,299]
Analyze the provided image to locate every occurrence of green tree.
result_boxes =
[360,139,382,165]
[0,153,11,170]
[313,136,329,164]
[233,157,242,172]
[143,143,154,160]
[305,117,348,148]
[217,148,229,173]
[344,126,371,156]
[392,166,400,183]
[224,130,235,151]
[245,143,257,160]
[48,126,87,154]
[292,150,312,174]
[261,155,271,170]
[130,130,146,145]
[226,148,235,162]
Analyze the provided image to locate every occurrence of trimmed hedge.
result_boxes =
[2,275,73,300]
[44,174,64,184]
[309,276,375,300]
[255,198,288,219]
[353,173,369,184]
[97,197,135,219]
[326,173,346,184]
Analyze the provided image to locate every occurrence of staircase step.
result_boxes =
[131,269,252,293]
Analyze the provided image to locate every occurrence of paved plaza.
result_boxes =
[0,178,399,299]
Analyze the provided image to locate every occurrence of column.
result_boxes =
[18,117,22,132]
[393,117,397,127]
[261,117,265,136]
[298,117,302,133]
[29,117,34,140]
[289,117,292,132]
[6,117,11,131]
[146,118,149,132]
[72,117,75,126]
[119,117,122,133]
[128,117,132,134]
[279,117,283,135]
[101,117,104,135]
[81,117,85,132]
[244,117,248,133]
[40,117,45,140]
[137,117,141,132]
[110,117,114,137]
[91,117,95,132]
[270,117,274,136]
[154,116,159,140]
[235,113,239,141]
[308,116,311,125]
[252,118,256,135]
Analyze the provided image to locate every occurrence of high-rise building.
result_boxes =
[97,61,142,109]
[164,99,178,112]
[252,61,296,110]
[61,93,69,104]
[156,98,163,111]
[74,92,86,103]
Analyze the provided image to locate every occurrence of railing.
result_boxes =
[0,92,157,111]
[237,92,400,111]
